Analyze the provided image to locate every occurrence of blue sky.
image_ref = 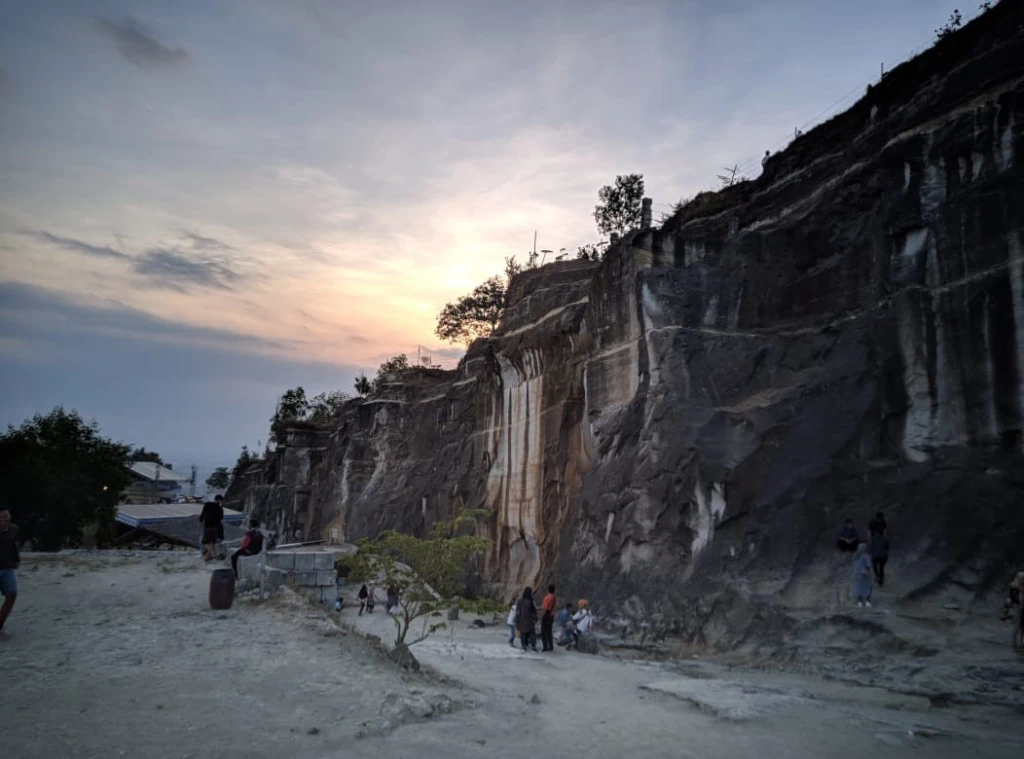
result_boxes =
[0,0,962,472]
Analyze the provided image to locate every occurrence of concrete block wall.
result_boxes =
[237,550,338,601]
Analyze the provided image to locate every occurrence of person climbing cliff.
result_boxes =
[852,543,873,607]
[516,586,538,652]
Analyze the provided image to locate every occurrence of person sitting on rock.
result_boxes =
[230,519,264,579]
[556,602,573,646]
[569,599,593,649]
[836,519,860,552]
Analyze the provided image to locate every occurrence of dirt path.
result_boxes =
[1,552,1019,758]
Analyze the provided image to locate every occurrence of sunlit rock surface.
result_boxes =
[230,4,1024,650]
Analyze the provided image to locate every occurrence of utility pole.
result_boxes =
[190,465,197,497]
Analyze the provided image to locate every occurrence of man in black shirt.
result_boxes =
[0,508,21,634]
[199,495,224,561]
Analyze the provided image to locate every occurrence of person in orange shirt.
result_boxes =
[540,584,557,651]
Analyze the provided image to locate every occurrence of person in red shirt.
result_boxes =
[540,584,557,651]
[231,519,264,579]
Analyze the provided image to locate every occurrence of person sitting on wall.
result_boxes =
[836,519,860,552]
[568,599,593,649]
[231,519,264,579]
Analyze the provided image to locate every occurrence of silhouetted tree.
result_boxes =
[354,374,372,396]
[435,277,507,345]
[594,174,644,237]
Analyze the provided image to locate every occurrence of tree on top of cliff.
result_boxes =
[435,276,507,345]
[594,173,644,237]
[307,390,349,422]
[341,512,489,648]
[353,373,372,396]
[268,386,309,443]
[373,353,411,391]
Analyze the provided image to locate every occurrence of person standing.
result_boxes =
[870,530,890,587]
[516,586,538,652]
[869,511,888,536]
[357,584,369,615]
[506,597,518,647]
[540,584,557,652]
[365,584,376,613]
[852,543,873,607]
[198,496,224,561]
[0,509,20,635]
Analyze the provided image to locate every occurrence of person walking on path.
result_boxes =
[516,586,538,652]
[540,584,557,652]
[198,496,224,561]
[869,511,887,536]
[870,531,890,587]
[852,543,873,607]
[0,509,20,635]
[506,597,518,647]
[365,584,376,613]
[357,584,369,615]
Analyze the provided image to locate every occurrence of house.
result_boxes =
[123,461,192,503]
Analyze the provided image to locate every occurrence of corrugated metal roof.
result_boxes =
[116,501,245,527]
[129,461,192,483]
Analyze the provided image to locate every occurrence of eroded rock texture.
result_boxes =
[230,5,1024,650]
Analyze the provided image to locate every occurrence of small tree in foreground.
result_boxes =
[344,511,490,647]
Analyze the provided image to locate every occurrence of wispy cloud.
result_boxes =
[25,231,248,292]
[134,248,243,292]
[22,230,127,260]
[93,17,188,68]
[183,232,235,252]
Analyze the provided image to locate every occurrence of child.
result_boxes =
[506,597,518,647]
[556,602,572,646]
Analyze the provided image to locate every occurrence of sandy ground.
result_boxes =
[1,551,1020,759]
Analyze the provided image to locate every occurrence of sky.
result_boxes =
[0,0,963,474]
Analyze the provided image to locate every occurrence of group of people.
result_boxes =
[837,511,890,607]
[199,496,265,579]
[506,584,593,652]
[354,584,401,615]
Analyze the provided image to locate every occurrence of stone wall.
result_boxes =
[230,3,1024,650]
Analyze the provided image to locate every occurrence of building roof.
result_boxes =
[124,518,248,549]
[116,501,246,527]
[129,461,192,483]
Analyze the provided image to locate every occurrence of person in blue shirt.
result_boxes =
[836,519,859,552]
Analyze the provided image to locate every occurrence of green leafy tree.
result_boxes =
[593,173,644,237]
[269,386,309,442]
[354,374,373,396]
[343,512,490,647]
[308,390,350,422]
[233,445,258,477]
[0,407,131,550]
[373,354,411,392]
[205,466,231,491]
[130,446,164,465]
[435,276,507,345]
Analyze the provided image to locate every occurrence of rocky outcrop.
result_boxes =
[230,4,1024,652]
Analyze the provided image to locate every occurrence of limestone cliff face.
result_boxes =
[231,4,1024,649]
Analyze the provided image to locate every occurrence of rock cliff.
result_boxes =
[230,4,1024,653]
